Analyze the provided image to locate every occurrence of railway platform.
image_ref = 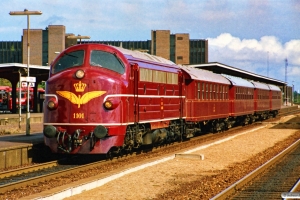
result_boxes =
[0,113,44,169]
[0,113,43,126]
[0,133,44,169]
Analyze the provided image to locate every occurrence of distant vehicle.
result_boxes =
[0,86,45,113]
[0,86,11,113]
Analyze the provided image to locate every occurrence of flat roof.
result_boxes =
[180,65,230,85]
[0,63,49,84]
[188,62,286,87]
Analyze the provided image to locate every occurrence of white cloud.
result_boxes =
[208,33,300,87]
[285,40,300,65]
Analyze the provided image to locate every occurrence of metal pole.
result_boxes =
[26,14,30,135]
[267,51,269,77]
[9,9,42,135]
[292,84,294,106]
[19,71,22,129]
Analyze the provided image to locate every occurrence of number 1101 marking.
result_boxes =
[73,113,84,119]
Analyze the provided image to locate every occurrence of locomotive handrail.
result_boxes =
[103,94,185,102]
[44,94,58,102]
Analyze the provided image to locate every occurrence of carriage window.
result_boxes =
[90,50,125,74]
[197,82,201,99]
[202,83,205,100]
[52,50,84,74]
[206,83,208,99]
[212,84,215,100]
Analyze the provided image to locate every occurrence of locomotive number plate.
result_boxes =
[73,113,84,119]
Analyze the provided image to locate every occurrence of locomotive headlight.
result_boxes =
[104,100,113,109]
[47,98,58,110]
[103,99,120,110]
[75,69,85,79]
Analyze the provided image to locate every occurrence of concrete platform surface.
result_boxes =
[0,133,44,169]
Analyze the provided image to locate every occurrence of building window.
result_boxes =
[177,56,183,60]
[177,37,183,40]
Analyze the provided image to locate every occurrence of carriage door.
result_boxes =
[160,89,164,119]
[130,63,139,123]
[179,71,185,119]
[178,71,185,134]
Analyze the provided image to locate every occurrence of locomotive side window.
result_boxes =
[90,50,125,74]
[140,68,152,82]
[52,50,84,74]
[167,72,178,84]
[140,68,177,85]
[153,71,166,83]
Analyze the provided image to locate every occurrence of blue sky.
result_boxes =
[1,0,300,90]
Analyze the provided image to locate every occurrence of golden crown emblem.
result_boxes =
[74,81,86,92]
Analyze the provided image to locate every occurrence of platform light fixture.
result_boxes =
[67,34,91,44]
[10,9,42,136]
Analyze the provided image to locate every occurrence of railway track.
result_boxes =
[211,138,300,200]
[278,107,300,117]
[0,156,108,194]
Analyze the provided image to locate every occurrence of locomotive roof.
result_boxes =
[113,46,176,65]
[251,81,269,90]
[268,84,281,91]
[222,74,254,88]
[180,65,230,84]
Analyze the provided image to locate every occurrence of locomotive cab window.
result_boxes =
[52,50,84,74]
[90,50,125,74]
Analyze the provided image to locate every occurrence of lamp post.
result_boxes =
[292,81,294,106]
[10,9,42,135]
[67,34,91,44]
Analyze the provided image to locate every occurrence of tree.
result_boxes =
[0,78,12,87]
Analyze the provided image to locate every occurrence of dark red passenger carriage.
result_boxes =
[222,74,255,125]
[180,66,231,133]
[268,84,282,116]
[251,81,270,120]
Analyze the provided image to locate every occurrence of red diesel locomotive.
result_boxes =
[43,44,281,155]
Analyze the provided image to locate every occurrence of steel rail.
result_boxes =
[211,138,300,200]
[0,158,110,194]
[289,179,300,192]
[0,160,59,179]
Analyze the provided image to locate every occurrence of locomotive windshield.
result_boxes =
[90,50,125,74]
[52,50,84,74]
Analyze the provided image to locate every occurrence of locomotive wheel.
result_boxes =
[106,150,113,160]
[118,148,125,158]
[126,147,133,155]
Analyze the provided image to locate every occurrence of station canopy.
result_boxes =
[0,63,49,113]
[188,62,286,87]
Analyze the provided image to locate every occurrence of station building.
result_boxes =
[0,25,208,66]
